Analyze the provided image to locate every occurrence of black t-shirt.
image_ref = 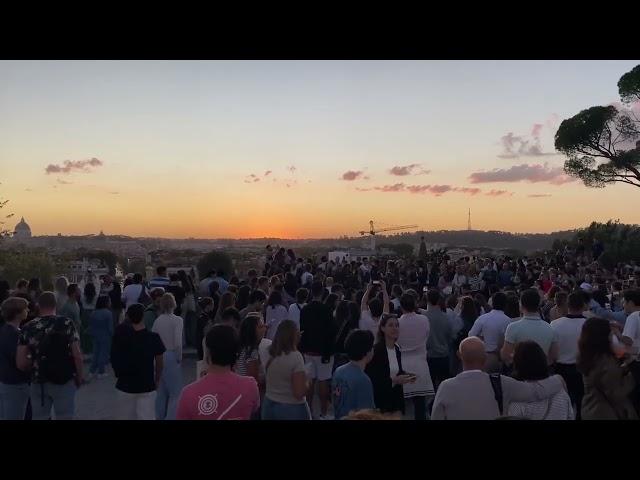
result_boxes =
[299,301,335,358]
[111,324,165,394]
[0,324,29,385]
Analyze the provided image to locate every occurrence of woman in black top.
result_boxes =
[365,314,414,414]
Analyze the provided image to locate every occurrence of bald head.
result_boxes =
[459,336,487,371]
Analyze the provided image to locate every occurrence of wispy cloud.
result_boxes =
[485,189,513,197]
[287,165,297,174]
[45,157,103,175]
[341,170,366,181]
[357,184,484,197]
[264,170,272,177]
[56,178,73,185]
[109,191,119,195]
[469,163,575,185]
[24,188,32,192]
[389,164,430,176]
[528,193,552,198]
[244,174,261,184]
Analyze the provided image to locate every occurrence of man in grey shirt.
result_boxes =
[422,289,453,391]
[431,337,565,420]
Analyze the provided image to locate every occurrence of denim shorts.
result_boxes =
[261,396,311,420]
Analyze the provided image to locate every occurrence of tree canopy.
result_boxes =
[197,250,235,279]
[618,65,640,104]
[555,64,640,189]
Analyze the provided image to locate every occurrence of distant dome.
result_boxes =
[14,217,32,239]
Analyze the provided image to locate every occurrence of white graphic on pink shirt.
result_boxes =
[197,394,218,416]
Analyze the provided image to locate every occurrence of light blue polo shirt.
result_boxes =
[504,314,558,354]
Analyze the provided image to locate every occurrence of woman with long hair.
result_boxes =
[265,290,289,341]
[262,320,311,420]
[235,313,268,386]
[88,295,114,380]
[365,314,414,414]
[81,282,98,353]
[213,291,237,325]
[54,276,69,312]
[152,293,184,420]
[507,341,574,419]
[577,317,637,420]
[450,296,479,375]
[235,285,252,311]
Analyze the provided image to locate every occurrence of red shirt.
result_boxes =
[542,279,552,293]
[176,371,260,420]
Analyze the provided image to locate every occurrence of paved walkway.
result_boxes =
[75,358,197,420]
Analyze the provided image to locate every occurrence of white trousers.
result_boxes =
[116,390,157,420]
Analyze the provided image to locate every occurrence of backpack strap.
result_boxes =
[489,373,504,416]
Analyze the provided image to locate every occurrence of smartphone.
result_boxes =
[423,286,429,292]
[372,281,381,286]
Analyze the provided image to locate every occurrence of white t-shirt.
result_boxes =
[622,311,640,356]
[265,304,289,341]
[387,346,399,378]
[359,310,379,337]
[288,302,306,330]
[300,271,313,286]
[391,298,401,313]
[550,315,586,364]
[121,284,147,309]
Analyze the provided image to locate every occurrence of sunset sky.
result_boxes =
[1,60,639,239]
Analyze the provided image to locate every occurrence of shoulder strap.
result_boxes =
[541,397,553,420]
[489,373,504,416]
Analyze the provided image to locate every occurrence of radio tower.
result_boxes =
[467,208,471,231]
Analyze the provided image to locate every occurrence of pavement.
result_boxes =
[76,349,198,420]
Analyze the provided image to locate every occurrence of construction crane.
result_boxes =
[359,220,418,252]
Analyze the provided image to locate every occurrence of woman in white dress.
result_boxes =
[397,293,434,420]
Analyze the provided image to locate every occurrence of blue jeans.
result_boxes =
[0,383,30,420]
[30,381,76,420]
[261,396,311,420]
[90,336,110,374]
[156,350,182,420]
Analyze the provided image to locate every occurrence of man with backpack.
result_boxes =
[16,291,84,420]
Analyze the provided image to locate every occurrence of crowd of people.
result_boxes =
[1,239,640,421]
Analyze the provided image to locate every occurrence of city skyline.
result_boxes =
[2,60,639,239]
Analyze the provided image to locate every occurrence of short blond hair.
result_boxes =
[159,293,177,314]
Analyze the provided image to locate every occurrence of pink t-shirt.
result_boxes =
[176,371,260,420]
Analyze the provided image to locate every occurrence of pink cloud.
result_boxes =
[264,170,272,176]
[287,165,297,174]
[454,187,482,196]
[45,157,103,175]
[358,184,484,197]
[528,194,552,198]
[389,164,430,176]
[469,163,575,185]
[485,189,512,197]
[531,123,543,138]
[244,174,261,184]
[341,170,365,181]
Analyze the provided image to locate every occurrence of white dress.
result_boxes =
[397,312,434,398]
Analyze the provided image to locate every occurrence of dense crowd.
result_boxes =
[1,238,640,421]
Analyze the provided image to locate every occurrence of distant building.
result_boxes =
[13,217,32,240]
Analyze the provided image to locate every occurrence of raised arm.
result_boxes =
[361,284,372,313]
[501,374,563,404]
[380,280,389,315]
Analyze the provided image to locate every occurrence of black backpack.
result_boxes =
[137,284,151,306]
[36,316,76,385]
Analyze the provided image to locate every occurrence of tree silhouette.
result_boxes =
[555,64,640,189]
